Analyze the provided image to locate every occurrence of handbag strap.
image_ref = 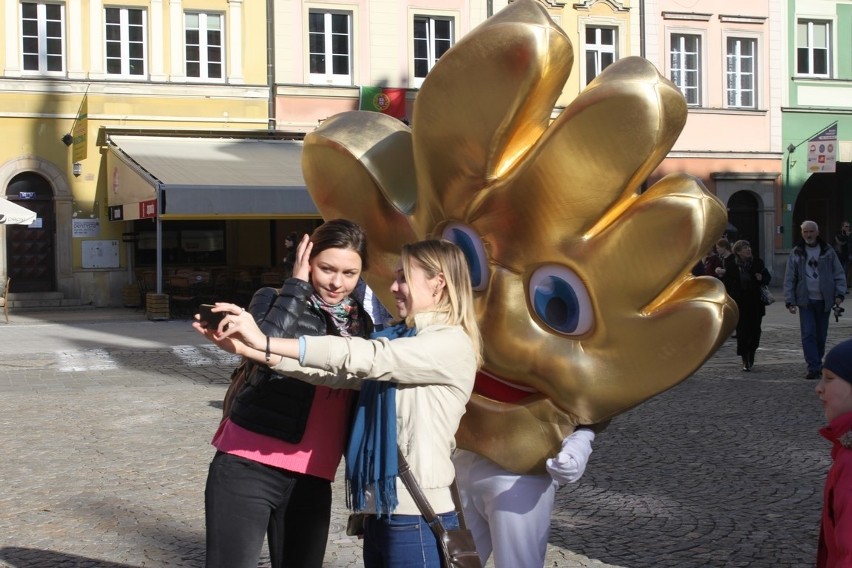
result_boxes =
[396,447,468,531]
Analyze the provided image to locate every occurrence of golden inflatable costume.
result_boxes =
[301,1,737,565]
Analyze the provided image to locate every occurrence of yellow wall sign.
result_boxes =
[72,96,88,162]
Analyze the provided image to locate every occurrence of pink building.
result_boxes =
[644,0,783,270]
[271,1,491,132]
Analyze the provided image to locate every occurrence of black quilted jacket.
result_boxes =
[228,278,373,443]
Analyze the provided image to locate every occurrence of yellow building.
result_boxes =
[0,0,279,307]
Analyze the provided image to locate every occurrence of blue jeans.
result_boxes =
[799,299,831,373]
[362,511,460,568]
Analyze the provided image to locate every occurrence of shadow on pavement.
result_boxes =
[0,547,139,567]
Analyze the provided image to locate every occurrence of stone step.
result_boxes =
[7,292,85,309]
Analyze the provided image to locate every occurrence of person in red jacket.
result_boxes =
[815,338,852,567]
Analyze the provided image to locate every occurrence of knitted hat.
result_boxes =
[823,339,852,384]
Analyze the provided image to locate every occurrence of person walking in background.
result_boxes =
[784,220,847,381]
[814,338,852,567]
[834,221,852,285]
[202,220,373,568]
[197,239,482,568]
[706,238,732,279]
[722,240,770,371]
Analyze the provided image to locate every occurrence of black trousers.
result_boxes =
[736,306,764,358]
[204,451,332,568]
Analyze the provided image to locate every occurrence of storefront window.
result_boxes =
[134,221,225,266]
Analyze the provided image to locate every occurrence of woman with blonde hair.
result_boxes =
[196,238,482,568]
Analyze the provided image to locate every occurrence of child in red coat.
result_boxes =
[816,338,852,567]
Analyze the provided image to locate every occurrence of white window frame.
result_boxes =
[411,14,454,88]
[185,11,225,82]
[724,34,758,109]
[20,1,65,75]
[583,26,616,85]
[307,9,352,86]
[668,30,704,107]
[104,6,147,79]
[796,19,831,78]
[578,17,625,87]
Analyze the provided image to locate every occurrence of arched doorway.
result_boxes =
[793,164,852,241]
[5,172,56,292]
[727,191,760,256]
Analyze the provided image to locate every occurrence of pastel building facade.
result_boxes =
[0,0,270,305]
[781,0,852,257]
[6,0,843,306]
[642,0,783,273]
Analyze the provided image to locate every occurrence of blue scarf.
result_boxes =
[345,322,416,516]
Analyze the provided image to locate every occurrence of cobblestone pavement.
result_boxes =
[0,300,850,568]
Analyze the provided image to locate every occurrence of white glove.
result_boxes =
[545,428,595,484]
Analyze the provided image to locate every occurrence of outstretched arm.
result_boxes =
[193,303,301,359]
[545,428,595,484]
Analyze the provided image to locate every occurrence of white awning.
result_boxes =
[0,199,37,225]
[105,134,318,220]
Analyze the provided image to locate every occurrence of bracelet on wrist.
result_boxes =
[265,335,271,363]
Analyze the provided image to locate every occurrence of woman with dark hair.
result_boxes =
[198,239,482,568]
[200,219,373,568]
[705,238,732,278]
[722,240,770,371]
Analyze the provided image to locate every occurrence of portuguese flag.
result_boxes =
[359,86,407,120]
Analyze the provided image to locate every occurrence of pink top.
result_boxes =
[213,385,353,481]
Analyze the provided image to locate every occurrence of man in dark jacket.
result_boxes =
[784,220,847,380]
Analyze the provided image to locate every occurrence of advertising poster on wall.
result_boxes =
[807,122,837,173]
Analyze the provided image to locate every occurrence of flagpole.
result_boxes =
[62,84,91,146]
[786,121,839,155]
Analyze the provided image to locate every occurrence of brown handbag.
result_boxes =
[396,449,482,568]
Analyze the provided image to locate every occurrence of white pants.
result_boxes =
[453,449,556,568]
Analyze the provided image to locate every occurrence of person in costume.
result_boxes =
[270,2,737,566]
[453,428,595,566]
[815,338,852,567]
[197,239,482,568]
[202,219,373,568]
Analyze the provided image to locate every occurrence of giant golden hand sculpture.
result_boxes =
[302,0,738,474]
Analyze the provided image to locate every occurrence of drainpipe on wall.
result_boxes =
[266,0,276,130]
[487,0,493,18]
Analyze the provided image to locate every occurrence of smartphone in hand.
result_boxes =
[198,304,226,330]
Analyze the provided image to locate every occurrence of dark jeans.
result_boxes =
[204,451,332,568]
[362,511,459,568]
[799,299,831,373]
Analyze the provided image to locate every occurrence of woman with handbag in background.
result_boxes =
[201,219,373,568]
[722,240,771,372]
[196,239,482,568]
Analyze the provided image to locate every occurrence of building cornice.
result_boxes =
[662,11,712,22]
[0,78,268,99]
[666,151,782,160]
[718,15,767,24]
[711,172,781,181]
[573,0,629,12]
